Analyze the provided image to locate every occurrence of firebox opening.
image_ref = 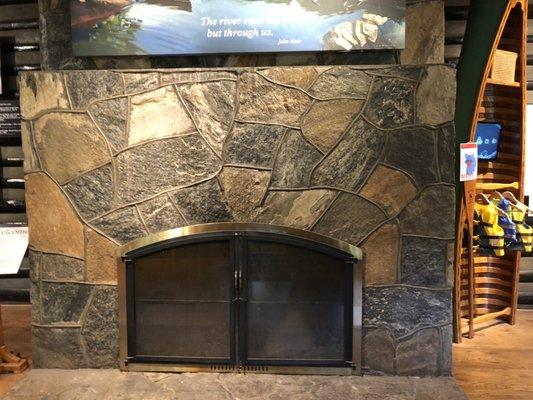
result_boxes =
[118,223,363,375]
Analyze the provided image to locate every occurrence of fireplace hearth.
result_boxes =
[119,223,363,375]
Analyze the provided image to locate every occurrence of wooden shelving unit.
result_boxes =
[454,0,527,341]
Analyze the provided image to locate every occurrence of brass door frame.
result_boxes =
[117,222,364,375]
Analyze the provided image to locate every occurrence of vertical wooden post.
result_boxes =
[464,179,477,339]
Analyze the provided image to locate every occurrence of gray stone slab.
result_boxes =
[363,286,452,339]
[3,370,468,400]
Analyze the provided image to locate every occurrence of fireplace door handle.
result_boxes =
[234,270,243,291]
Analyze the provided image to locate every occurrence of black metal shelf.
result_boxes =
[0,200,25,213]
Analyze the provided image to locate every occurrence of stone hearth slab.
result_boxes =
[4,370,467,400]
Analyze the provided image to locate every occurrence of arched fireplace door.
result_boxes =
[118,223,364,375]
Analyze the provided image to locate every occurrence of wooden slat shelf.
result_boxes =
[487,77,522,86]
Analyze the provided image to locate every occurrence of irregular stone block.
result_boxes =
[41,282,92,324]
[86,229,119,285]
[123,72,160,94]
[25,173,84,258]
[308,67,372,99]
[179,80,236,156]
[360,165,418,216]
[260,67,318,90]
[91,207,148,245]
[137,195,187,233]
[116,135,221,204]
[414,377,468,400]
[302,99,363,153]
[30,280,41,325]
[170,179,232,224]
[399,185,455,238]
[256,190,337,230]
[313,193,387,245]
[369,66,422,81]
[105,373,176,399]
[363,286,452,338]
[160,71,236,85]
[218,167,270,221]
[361,223,400,286]
[65,71,123,109]
[416,66,456,126]
[21,121,40,173]
[63,164,114,220]
[19,72,69,119]
[383,127,439,187]
[400,236,449,288]
[129,86,194,146]
[365,76,416,129]
[237,72,312,126]
[271,130,322,188]
[33,112,111,184]
[400,0,444,65]
[363,328,395,375]
[311,119,385,192]
[396,328,440,376]
[89,97,128,152]
[32,327,87,368]
[28,249,40,283]
[41,253,85,282]
[81,286,119,368]
[224,123,286,168]
[439,324,453,375]
[437,124,456,184]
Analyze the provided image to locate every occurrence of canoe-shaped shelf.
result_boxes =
[454,0,527,342]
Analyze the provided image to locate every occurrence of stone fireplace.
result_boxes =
[20,65,456,375]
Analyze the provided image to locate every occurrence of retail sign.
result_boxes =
[70,0,405,56]
[0,99,21,139]
[0,226,28,275]
[460,142,478,182]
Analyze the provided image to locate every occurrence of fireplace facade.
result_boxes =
[20,65,456,375]
[119,223,363,374]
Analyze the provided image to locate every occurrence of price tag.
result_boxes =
[460,142,478,182]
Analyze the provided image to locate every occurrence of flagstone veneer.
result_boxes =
[21,65,456,376]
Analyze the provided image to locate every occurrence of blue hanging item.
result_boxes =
[475,123,501,160]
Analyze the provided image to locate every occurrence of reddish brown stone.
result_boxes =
[361,223,400,286]
[86,229,118,285]
[360,165,418,216]
[25,173,84,258]
[302,99,363,153]
[260,67,318,90]
[33,112,111,184]
[218,167,270,221]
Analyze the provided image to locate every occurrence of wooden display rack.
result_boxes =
[0,307,28,374]
[454,0,527,341]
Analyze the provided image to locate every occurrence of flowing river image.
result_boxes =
[70,0,405,56]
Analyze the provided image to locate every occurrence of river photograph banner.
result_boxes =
[70,0,405,56]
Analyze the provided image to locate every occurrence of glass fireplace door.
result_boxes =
[240,238,353,367]
[129,239,235,364]
[123,227,359,371]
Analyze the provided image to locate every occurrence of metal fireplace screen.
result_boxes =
[119,223,363,375]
